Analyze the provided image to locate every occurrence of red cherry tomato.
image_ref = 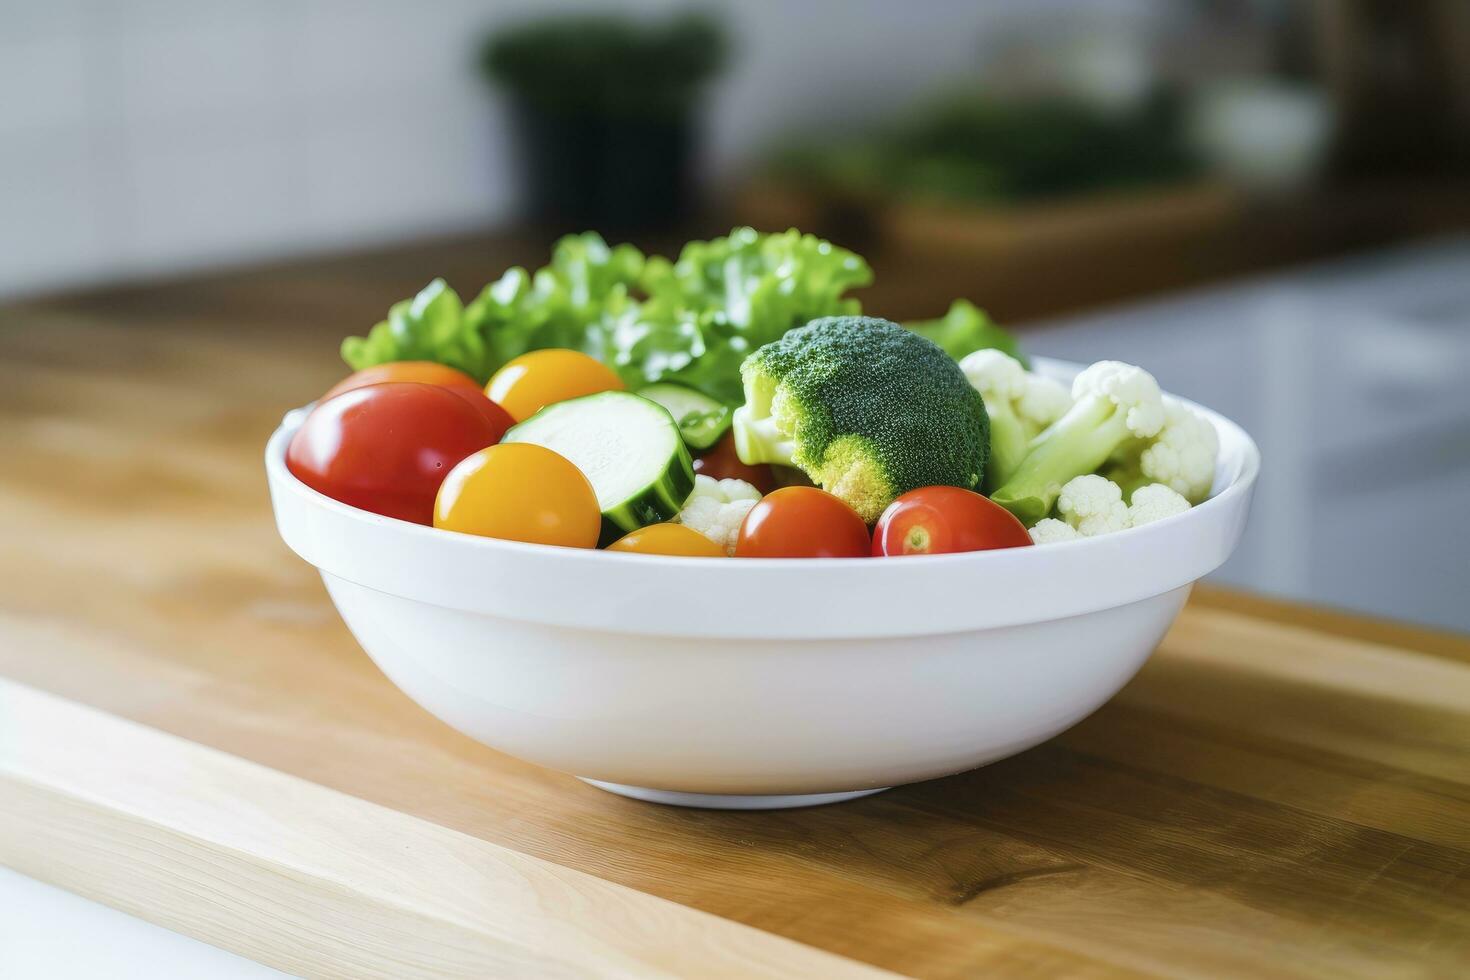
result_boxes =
[693,431,777,493]
[324,361,484,401]
[871,486,1032,557]
[287,382,503,525]
[324,362,513,442]
[735,486,870,559]
[452,392,514,443]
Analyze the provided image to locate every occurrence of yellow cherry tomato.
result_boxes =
[486,349,625,423]
[434,443,600,548]
[606,523,726,557]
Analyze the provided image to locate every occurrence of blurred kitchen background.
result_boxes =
[3,0,1468,630]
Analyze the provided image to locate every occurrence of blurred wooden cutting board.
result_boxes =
[1,264,1468,978]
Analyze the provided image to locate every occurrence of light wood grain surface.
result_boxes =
[2,255,1469,978]
[0,681,888,979]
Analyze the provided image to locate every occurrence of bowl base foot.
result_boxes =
[579,778,889,810]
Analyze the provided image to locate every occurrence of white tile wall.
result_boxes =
[0,0,1155,297]
[0,33,91,134]
[0,129,108,287]
[0,0,518,296]
[111,9,285,126]
[126,121,298,266]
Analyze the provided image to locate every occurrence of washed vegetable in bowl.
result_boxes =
[434,443,602,548]
[291,226,1219,558]
[286,382,509,526]
[735,487,871,559]
[960,349,1070,491]
[871,486,1031,557]
[731,316,988,522]
[502,390,695,543]
[907,299,1028,365]
[326,361,484,402]
[989,360,1167,525]
[326,362,515,437]
[607,523,727,558]
[487,348,625,423]
[691,431,776,493]
[968,350,1219,540]
[675,475,763,556]
[636,383,732,450]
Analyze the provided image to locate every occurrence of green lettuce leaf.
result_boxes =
[904,299,1028,367]
[340,278,494,381]
[622,228,872,403]
[341,228,879,405]
[342,233,645,383]
[463,233,645,372]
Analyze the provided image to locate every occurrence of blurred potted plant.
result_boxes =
[479,12,727,233]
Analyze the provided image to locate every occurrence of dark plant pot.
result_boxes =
[508,99,696,233]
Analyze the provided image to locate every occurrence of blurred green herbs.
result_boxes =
[771,93,1200,205]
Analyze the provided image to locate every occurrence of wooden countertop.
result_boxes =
[2,256,1469,978]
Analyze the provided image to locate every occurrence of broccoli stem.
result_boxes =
[989,396,1135,525]
[731,407,797,467]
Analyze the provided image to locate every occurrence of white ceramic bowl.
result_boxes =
[267,359,1258,809]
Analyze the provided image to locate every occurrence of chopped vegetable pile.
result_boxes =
[288,228,1220,558]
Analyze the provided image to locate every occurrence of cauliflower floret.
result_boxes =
[960,348,1027,401]
[959,349,1073,433]
[1057,475,1131,537]
[1029,518,1081,545]
[675,475,762,556]
[1105,396,1219,504]
[1070,360,1166,440]
[1137,398,1219,503]
[1128,483,1191,526]
[1016,374,1072,426]
[991,360,1165,524]
[959,349,1074,490]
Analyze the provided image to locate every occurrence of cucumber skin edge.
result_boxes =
[636,383,732,451]
[600,442,696,540]
[502,391,697,542]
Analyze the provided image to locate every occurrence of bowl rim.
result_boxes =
[265,357,1260,637]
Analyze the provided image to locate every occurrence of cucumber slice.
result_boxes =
[636,383,732,450]
[504,391,695,538]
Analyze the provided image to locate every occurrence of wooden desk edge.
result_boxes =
[0,680,891,980]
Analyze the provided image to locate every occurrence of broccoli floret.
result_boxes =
[990,360,1165,525]
[732,316,989,522]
